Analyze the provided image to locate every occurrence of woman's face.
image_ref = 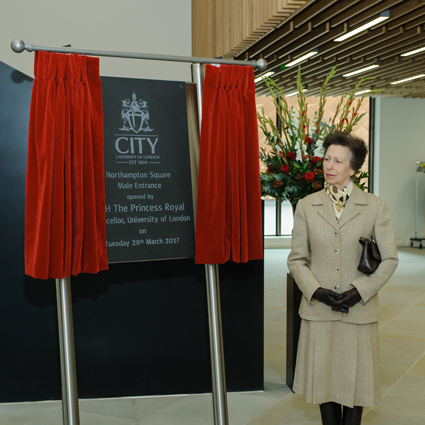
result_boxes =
[323,144,355,190]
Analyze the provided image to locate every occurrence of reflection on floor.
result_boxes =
[1,247,424,424]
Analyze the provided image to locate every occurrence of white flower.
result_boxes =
[294,139,303,161]
[314,139,324,157]
[296,149,303,161]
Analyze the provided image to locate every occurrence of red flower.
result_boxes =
[280,164,290,174]
[267,165,275,174]
[305,136,314,145]
[286,151,296,161]
[312,156,322,165]
[313,181,322,190]
[304,171,316,182]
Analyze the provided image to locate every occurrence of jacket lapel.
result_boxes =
[312,190,339,231]
[338,185,367,228]
[312,185,368,230]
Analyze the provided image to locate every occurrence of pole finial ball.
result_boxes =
[11,39,25,53]
[256,59,268,72]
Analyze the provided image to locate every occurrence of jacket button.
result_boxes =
[335,249,339,254]
[335,268,339,272]
[335,231,339,235]
[335,286,339,290]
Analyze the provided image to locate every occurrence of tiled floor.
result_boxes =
[1,247,424,424]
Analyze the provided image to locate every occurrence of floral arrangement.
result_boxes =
[258,66,371,205]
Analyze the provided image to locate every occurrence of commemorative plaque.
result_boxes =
[101,77,195,263]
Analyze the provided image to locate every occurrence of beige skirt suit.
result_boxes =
[287,185,398,407]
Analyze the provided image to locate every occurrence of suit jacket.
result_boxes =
[287,185,398,324]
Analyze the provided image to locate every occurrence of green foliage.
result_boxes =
[258,65,376,204]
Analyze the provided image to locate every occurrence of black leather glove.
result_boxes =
[331,288,362,312]
[312,287,343,307]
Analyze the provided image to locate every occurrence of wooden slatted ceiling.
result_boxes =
[192,0,309,60]
[233,0,425,98]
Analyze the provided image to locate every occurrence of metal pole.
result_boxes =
[11,39,268,71]
[415,163,419,239]
[56,277,80,425]
[275,198,282,236]
[191,63,229,425]
[205,264,229,425]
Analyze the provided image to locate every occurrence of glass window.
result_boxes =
[264,198,294,236]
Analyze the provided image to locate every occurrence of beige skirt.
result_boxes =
[293,319,381,408]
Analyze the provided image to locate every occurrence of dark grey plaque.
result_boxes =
[101,77,195,263]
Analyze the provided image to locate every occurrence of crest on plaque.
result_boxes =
[119,92,153,133]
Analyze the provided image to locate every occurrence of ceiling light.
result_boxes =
[286,89,308,97]
[334,10,389,42]
[391,74,425,85]
[286,50,318,67]
[343,64,379,77]
[401,46,425,57]
[355,89,372,96]
[254,71,275,83]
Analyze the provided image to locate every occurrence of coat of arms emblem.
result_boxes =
[119,92,153,133]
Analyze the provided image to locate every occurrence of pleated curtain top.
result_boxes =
[195,64,263,264]
[25,51,108,279]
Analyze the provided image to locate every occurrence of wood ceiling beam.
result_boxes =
[348,0,404,28]
[362,59,425,80]
[236,21,294,59]
[314,57,379,80]
[257,21,314,59]
[386,0,425,30]
[381,68,425,84]
[352,25,421,60]
[292,0,339,28]
[276,22,346,59]
[385,86,425,96]
[378,31,425,59]
[330,0,382,27]
[400,8,425,30]
[334,25,403,60]
[312,0,363,28]
[256,52,340,81]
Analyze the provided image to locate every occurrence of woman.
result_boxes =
[287,131,398,425]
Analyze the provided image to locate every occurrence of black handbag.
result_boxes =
[358,236,381,274]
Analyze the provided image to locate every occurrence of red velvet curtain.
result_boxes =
[25,51,108,279]
[195,64,263,264]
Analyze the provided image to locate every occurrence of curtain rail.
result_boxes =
[11,39,268,71]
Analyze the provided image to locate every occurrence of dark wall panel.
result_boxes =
[0,60,264,403]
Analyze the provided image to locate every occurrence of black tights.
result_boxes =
[319,402,363,425]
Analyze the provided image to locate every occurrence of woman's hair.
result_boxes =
[323,131,368,172]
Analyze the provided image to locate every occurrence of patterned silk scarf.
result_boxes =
[324,180,353,220]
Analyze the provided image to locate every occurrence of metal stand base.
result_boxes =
[410,238,425,249]
[56,277,80,425]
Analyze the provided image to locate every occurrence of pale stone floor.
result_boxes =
[1,247,425,424]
